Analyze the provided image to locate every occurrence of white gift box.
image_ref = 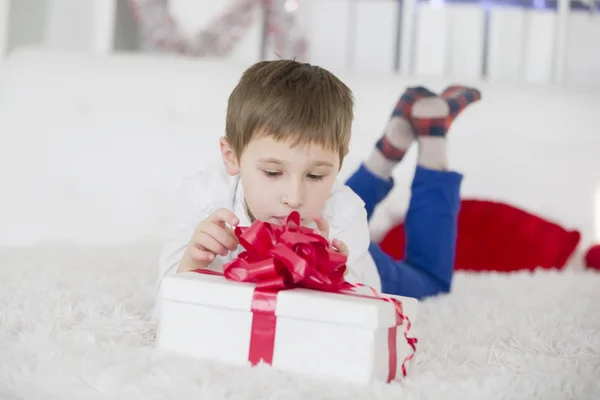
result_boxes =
[156,271,418,385]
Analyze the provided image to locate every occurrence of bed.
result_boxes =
[0,49,598,399]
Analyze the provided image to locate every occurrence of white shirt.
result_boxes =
[157,162,382,296]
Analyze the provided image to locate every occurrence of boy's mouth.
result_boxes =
[272,216,286,225]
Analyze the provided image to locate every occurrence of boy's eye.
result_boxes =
[307,174,324,181]
[263,170,281,178]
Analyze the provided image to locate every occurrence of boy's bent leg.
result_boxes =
[370,245,448,299]
[371,84,479,298]
[372,166,462,298]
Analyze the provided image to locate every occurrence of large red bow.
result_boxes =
[223,211,349,292]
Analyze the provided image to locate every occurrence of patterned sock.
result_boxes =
[365,86,438,179]
[412,85,481,170]
[441,85,482,119]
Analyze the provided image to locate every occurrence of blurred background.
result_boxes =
[0,0,599,86]
[0,0,599,269]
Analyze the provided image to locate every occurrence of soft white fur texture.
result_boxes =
[1,242,599,399]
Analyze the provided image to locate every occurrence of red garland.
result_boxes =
[194,211,417,382]
[127,0,307,60]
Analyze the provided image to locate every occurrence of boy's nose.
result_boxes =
[283,194,302,209]
[284,198,302,209]
[282,183,304,209]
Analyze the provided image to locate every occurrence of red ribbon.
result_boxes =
[222,211,350,292]
[193,211,417,382]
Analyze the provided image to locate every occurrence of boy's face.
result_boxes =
[221,136,340,226]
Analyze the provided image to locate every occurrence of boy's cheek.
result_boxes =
[245,189,274,220]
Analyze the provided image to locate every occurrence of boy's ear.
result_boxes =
[220,137,240,176]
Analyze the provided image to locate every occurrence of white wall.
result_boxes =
[0,0,118,55]
[565,10,600,87]
[43,0,96,51]
[4,0,47,53]
[1,0,599,88]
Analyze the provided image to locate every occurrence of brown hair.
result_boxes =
[225,59,354,164]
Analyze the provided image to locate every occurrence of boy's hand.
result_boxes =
[313,214,349,257]
[177,208,240,273]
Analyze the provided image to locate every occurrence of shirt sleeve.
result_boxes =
[157,173,213,285]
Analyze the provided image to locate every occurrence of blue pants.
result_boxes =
[345,164,463,299]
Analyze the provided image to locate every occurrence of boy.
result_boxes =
[157,60,480,302]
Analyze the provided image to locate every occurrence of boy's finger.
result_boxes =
[204,223,239,251]
[225,225,239,245]
[211,208,240,226]
[332,239,349,256]
[195,232,228,257]
[187,245,215,262]
[313,213,329,239]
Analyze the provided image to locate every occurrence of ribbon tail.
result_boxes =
[399,314,418,378]
[388,299,418,381]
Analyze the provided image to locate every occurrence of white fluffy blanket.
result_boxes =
[1,242,599,399]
